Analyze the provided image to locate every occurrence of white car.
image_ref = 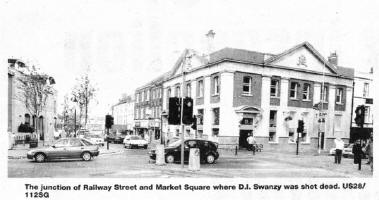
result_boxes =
[123,135,148,149]
[85,134,105,146]
[329,144,354,158]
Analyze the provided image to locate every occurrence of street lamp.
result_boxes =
[160,110,168,145]
[71,96,78,137]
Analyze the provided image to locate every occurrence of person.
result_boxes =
[246,134,257,155]
[334,138,344,164]
[366,137,373,172]
[352,140,363,168]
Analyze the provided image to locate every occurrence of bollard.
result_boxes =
[189,148,200,171]
[155,144,165,166]
[235,146,238,156]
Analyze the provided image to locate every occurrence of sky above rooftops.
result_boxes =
[1,0,377,117]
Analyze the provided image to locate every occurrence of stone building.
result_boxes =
[8,58,57,145]
[160,42,354,153]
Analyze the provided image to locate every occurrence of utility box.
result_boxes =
[189,148,200,171]
[155,144,165,166]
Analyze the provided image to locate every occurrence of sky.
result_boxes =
[1,0,378,117]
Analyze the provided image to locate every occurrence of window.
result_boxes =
[141,91,145,102]
[336,88,343,104]
[146,90,150,101]
[212,128,219,136]
[302,83,310,100]
[364,106,371,123]
[175,85,181,97]
[197,80,204,97]
[25,114,30,125]
[269,110,277,127]
[167,88,171,98]
[363,83,369,97]
[70,139,83,147]
[198,109,204,125]
[321,85,328,102]
[242,76,252,95]
[270,79,279,97]
[289,82,299,99]
[213,76,220,95]
[288,130,295,143]
[186,83,191,97]
[136,93,139,103]
[212,108,220,125]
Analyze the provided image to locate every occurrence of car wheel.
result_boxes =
[35,153,46,163]
[206,154,216,164]
[81,152,92,161]
[165,154,175,163]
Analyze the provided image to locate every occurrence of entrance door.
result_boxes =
[318,132,325,149]
[239,130,252,149]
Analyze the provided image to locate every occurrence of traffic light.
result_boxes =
[354,105,365,128]
[168,97,181,125]
[182,97,193,125]
[105,115,114,129]
[191,115,197,130]
[297,120,304,133]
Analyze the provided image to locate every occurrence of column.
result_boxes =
[219,71,238,138]
[203,76,212,137]
[256,75,271,137]
[276,77,289,137]
[327,85,336,138]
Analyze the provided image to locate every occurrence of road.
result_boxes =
[8,144,372,178]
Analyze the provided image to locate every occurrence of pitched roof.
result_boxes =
[209,47,265,64]
[264,41,338,74]
[336,66,354,79]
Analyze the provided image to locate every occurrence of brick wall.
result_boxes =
[233,72,262,107]
[288,79,314,108]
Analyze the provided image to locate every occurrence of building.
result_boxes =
[111,95,135,134]
[134,75,165,141]
[350,68,374,142]
[159,42,354,153]
[8,58,57,145]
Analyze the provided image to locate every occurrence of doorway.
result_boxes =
[239,130,252,149]
[318,132,325,149]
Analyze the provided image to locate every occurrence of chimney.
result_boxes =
[370,67,373,74]
[328,52,338,66]
[205,30,215,61]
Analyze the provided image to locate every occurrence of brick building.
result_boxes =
[160,42,354,153]
[134,75,166,141]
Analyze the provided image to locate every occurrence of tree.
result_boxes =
[72,72,97,128]
[17,65,56,141]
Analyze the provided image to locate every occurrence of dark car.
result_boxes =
[27,138,99,162]
[149,139,219,164]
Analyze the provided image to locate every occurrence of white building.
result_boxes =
[112,95,135,134]
[160,42,354,153]
[8,59,57,145]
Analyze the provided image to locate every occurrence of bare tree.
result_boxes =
[72,72,97,128]
[17,66,56,140]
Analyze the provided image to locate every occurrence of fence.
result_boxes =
[14,134,38,145]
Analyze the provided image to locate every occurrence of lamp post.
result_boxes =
[71,96,78,137]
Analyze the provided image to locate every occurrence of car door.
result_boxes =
[49,139,69,159]
[68,139,85,158]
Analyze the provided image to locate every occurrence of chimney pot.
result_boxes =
[328,51,338,66]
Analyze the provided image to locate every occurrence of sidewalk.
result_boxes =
[8,143,123,160]
[219,149,373,177]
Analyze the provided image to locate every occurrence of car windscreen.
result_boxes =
[81,139,94,146]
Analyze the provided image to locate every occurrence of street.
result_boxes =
[8,144,372,178]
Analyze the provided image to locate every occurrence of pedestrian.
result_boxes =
[366,137,373,172]
[334,137,344,164]
[247,134,257,155]
[352,140,363,170]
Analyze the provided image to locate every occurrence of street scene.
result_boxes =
[5,1,375,179]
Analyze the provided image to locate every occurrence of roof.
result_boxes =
[264,41,338,74]
[336,66,354,79]
[209,47,265,64]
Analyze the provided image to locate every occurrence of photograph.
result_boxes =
[1,0,377,199]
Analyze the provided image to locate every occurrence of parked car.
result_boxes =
[329,143,356,158]
[123,135,148,149]
[149,139,219,164]
[85,134,105,146]
[76,129,90,138]
[26,138,99,162]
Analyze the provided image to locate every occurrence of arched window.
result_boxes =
[24,114,30,125]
